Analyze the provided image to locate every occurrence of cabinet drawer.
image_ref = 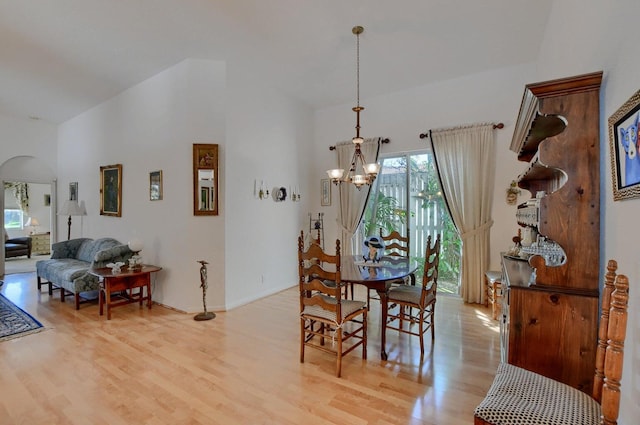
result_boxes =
[30,233,50,255]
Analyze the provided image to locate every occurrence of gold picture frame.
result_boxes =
[150,170,163,201]
[100,164,122,217]
[609,88,640,201]
[193,143,219,216]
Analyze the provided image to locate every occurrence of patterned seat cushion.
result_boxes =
[302,296,366,324]
[387,284,434,306]
[474,363,601,425]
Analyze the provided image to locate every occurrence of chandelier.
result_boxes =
[327,26,380,190]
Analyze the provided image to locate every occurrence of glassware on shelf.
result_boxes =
[520,236,567,267]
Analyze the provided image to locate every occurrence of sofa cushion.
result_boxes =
[95,244,132,263]
[76,237,122,263]
[51,238,90,259]
[36,259,90,283]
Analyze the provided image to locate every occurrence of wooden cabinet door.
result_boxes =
[508,286,598,392]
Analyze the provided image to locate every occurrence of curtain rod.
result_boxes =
[329,138,390,151]
[419,123,504,139]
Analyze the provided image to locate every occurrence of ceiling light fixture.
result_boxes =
[327,26,380,190]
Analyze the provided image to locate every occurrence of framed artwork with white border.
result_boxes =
[321,178,331,206]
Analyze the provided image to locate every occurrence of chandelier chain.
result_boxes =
[356,29,360,108]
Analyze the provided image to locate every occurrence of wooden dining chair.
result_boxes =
[298,231,367,377]
[360,228,414,306]
[380,228,410,258]
[384,233,440,358]
[473,259,630,425]
[379,228,414,285]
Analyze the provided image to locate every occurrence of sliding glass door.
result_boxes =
[356,151,461,295]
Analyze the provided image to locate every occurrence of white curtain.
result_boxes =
[430,123,496,304]
[336,137,381,254]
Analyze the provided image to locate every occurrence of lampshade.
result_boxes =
[25,217,40,227]
[58,200,86,216]
[128,238,144,253]
[327,169,345,180]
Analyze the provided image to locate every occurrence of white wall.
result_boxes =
[313,63,534,270]
[56,57,313,313]
[58,59,227,313]
[536,1,640,423]
[224,63,312,309]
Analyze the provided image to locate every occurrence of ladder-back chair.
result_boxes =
[360,228,415,307]
[473,259,630,425]
[298,231,367,377]
[384,233,440,358]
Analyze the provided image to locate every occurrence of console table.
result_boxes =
[89,265,162,320]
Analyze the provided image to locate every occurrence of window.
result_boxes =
[357,151,461,295]
[4,208,24,229]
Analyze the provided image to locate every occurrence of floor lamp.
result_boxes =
[58,200,87,240]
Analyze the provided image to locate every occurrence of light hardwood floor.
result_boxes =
[0,272,500,425]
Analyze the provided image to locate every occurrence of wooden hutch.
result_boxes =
[501,71,602,392]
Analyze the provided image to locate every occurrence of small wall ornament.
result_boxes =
[506,180,521,205]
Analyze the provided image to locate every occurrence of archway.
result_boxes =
[0,156,57,276]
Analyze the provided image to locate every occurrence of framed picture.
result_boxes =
[100,164,122,217]
[321,178,331,206]
[150,170,163,201]
[69,182,78,201]
[609,89,640,201]
[193,143,219,216]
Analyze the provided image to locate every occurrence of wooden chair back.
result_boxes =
[297,231,343,316]
[419,234,441,303]
[380,228,409,258]
[593,259,630,424]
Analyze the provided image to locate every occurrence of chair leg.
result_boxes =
[336,327,343,377]
[362,310,368,360]
[419,310,425,357]
[300,318,305,364]
[75,293,80,310]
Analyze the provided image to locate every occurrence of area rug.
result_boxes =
[0,293,44,341]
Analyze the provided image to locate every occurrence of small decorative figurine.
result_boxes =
[106,261,125,274]
[194,260,215,321]
[363,236,385,263]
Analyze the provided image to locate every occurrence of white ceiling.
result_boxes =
[0,0,553,124]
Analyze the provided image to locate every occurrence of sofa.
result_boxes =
[36,237,133,309]
[4,229,32,259]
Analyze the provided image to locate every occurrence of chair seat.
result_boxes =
[302,297,367,323]
[388,284,434,306]
[474,363,601,425]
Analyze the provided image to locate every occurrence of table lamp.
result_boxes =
[25,217,40,234]
[127,238,144,270]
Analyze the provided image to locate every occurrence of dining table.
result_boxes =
[341,255,419,360]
